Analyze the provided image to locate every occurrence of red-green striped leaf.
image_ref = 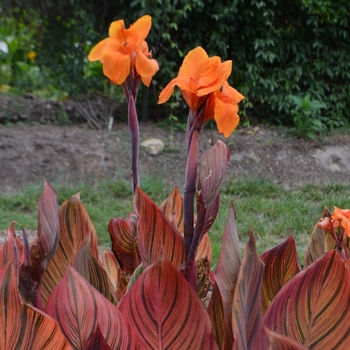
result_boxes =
[208,282,225,349]
[256,251,350,350]
[214,202,241,350]
[196,233,213,263]
[260,236,301,314]
[101,250,120,289]
[119,252,219,349]
[304,208,335,268]
[134,187,185,269]
[19,181,59,306]
[45,265,135,349]
[232,233,264,350]
[0,263,71,349]
[41,193,99,306]
[160,186,184,234]
[108,214,140,274]
[265,329,308,350]
[0,223,21,273]
[190,141,229,260]
[83,326,112,350]
[73,235,117,304]
[198,140,230,210]
[196,256,211,299]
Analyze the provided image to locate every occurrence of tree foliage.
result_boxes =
[3,0,350,130]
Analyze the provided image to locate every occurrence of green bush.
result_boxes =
[3,0,350,132]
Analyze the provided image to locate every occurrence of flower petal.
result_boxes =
[221,81,245,104]
[88,38,110,61]
[102,51,130,85]
[135,51,159,79]
[214,97,240,137]
[158,79,179,104]
[109,20,124,38]
[197,60,232,97]
[179,46,209,80]
[130,15,152,46]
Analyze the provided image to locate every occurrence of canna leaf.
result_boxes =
[83,325,112,350]
[198,140,230,210]
[232,233,264,350]
[189,140,230,260]
[255,251,350,350]
[304,207,335,267]
[265,329,308,350]
[0,263,71,350]
[108,214,140,274]
[196,232,213,263]
[19,181,59,307]
[160,186,184,234]
[118,252,219,349]
[73,234,117,304]
[0,223,21,273]
[40,193,99,306]
[260,236,301,314]
[134,187,185,269]
[214,202,241,350]
[208,281,225,349]
[126,263,144,293]
[101,249,120,288]
[196,256,211,299]
[45,265,135,349]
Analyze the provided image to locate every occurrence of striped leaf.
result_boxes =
[265,329,308,350]
[108,214,140,274]
[160,186,184,234]
[208,282,225,349]
[232,233,264,350]
[260,236,301,314]
[0,263,71,349]
[40,193,99,306]
[214,202,241,350]
[19,181,59,306]
[45,265,135,349]
[118,252,219,349]
[196,233,213,263]
[190,140,229,260]
[101,250,120,289]
[0,223,21,272]
[134,187,185,269]
[256,251,350,350]
[304,207,335,267]
[73,235,117,304]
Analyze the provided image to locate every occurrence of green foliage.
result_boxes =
[290,94,326,138]
[3,0,350,132]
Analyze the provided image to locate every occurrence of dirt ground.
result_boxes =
[1,93,350,195]
[1,94,350,246]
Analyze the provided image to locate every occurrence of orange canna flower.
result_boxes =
[332,206,350,237]
[158,46,244,137]
[88,15,159,86]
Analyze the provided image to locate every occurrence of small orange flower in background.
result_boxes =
[332,206,350,237]
[27,51,36,61]
[158,46,244,137]
[88,15,159,86]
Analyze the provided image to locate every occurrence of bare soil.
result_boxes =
[1,93,350,195]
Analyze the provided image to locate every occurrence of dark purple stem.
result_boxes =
[123,69,141,195]
[183,129,199,257]
[127,90,139,194]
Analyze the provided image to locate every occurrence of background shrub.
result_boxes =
[2,0,350,131]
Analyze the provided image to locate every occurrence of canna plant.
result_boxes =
[1,14,350,350]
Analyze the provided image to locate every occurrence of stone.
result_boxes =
[140,138,165,155]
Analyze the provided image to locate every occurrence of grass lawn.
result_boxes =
[1,177,349,266]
